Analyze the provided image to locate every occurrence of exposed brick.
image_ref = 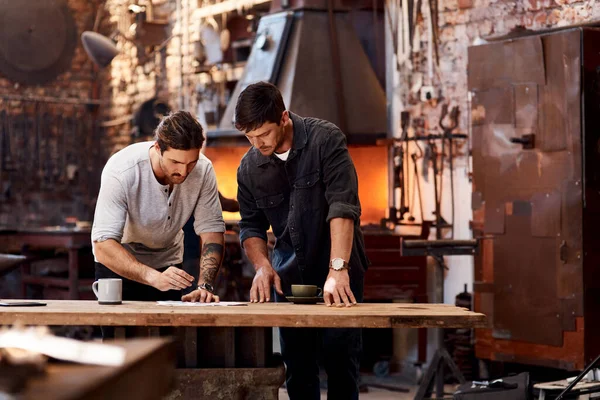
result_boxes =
[440,26,457,41]
[525,0,555,11]
[458,0,474,9]
[440,0,460,11]
[532,10,549,26]
[441,9,470,25]
[546,8,563,25]
[554,0,587,4]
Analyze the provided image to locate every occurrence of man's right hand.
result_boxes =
[250,265,283,303]
[152,267,194,291]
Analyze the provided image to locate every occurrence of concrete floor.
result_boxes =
[277,377,459,399]
[279,387,413,399]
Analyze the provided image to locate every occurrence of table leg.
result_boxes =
[67,248,79,300]
[175,327,198,368]
[197,327,236,367]
[236,327,272,368]
[20,260,31,298]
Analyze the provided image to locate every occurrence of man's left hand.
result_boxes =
[323,269,357,307]
[181,288,219,303]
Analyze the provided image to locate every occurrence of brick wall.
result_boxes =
[415,0,597,132]
[102,0,206,153]
[0,0,111,227]
[388,0,598,304]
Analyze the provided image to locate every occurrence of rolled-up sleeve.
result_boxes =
[193,164,226,234]
[91,173,127,243]
[237,167,269,245]
[321,129,361,223]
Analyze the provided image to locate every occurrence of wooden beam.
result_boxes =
[194,0,271,19]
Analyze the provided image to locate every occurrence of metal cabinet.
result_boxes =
[469,28,600,370]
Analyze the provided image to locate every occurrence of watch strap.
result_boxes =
[329,258,349,270]
[198,282,214,293]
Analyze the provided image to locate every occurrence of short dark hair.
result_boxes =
[234,81,286,133]
[155,111,205,152]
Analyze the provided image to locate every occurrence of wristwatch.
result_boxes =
[198,282,214,294]
[329,258,349,271]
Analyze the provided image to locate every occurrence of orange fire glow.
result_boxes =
[203,146,388,225]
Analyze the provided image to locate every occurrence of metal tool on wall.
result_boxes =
[385,106,465,238]
[439,104,460,239]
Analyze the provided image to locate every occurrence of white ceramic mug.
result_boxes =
[92,279,122,305]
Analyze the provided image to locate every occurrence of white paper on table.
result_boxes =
[156,301,247,307]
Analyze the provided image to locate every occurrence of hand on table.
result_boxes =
[250,265,283,303]
[323,269,357,307]
[181,288,219,303]
[153,266,194,291]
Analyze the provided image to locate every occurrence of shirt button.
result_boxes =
[169,203,171,206]
[164,189,168,193]
[168,216,171,220]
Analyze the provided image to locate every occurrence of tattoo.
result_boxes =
[200,243,224,285]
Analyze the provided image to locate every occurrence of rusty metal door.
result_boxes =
[469,29,584,369]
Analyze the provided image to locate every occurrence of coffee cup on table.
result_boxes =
[291,285,322,298]
[92,279,122,305]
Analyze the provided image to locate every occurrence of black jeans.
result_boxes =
[95,262,187,339]
[276,275,364,400]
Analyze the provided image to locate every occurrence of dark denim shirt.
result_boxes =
[237,112,369,291]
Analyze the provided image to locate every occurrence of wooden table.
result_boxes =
[0,300,487,328]
[15,338,175,400]
[0,227,93,300]
[0,301,487,399]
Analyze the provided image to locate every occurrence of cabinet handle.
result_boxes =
[559,240,567,264]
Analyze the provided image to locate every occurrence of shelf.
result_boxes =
[197,63,246,84]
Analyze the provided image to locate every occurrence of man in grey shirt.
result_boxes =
[92,111,225,303]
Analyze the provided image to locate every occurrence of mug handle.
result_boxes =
[317,288,323,297]
[92,281,99,299]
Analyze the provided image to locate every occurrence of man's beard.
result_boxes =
[160,158,186,184]
[169,173,185,184]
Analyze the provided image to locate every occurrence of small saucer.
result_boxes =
[285,296,323,304]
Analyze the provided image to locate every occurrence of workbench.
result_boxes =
[0,301,487,399]
[0,227,93,300]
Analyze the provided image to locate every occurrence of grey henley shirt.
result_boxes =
[91,141,225,268]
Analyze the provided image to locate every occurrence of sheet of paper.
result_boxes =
[156,301,247,307]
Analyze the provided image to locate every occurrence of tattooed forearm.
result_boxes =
[200,243,224,285]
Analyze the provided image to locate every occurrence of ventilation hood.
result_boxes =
[208,8,387,145]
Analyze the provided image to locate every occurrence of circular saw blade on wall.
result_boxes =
[0,0,77,85]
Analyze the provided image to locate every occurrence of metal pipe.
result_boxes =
[556,354,600,400]
[0,94,104,105]
[372,0,381,80]
[177,0,184,109]
[184,0,191,111]
[385,1,397,224]
[327,0,347,134]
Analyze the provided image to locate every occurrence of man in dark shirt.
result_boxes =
[235,81,369,400]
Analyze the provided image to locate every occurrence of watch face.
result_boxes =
[332,259,344,269]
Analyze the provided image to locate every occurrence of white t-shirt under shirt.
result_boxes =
[91,141,225,269]
[274,149,291,161]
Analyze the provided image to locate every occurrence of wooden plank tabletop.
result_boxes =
[0,301,487,329]
[18,338,175,400]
